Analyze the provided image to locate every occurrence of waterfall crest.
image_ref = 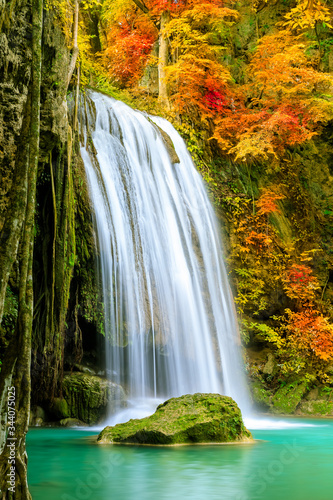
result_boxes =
[79,90,250,421]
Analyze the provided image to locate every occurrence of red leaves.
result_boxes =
[204,89,226,112]
[104,17,157,87]
[283,263,320,303]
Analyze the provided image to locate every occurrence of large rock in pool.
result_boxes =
[97,393,252,445]
[61,372,126,425]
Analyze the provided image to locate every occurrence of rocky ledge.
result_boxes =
[97,393,252,445]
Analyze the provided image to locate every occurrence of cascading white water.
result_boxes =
[79,90,250,422]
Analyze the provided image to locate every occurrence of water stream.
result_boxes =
[79,90,250,421]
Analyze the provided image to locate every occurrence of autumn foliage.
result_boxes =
[59,0,333,381]
[214,29,333,160]
[285,308,333,362]
[283,264,320,304]
[104,15,157,87]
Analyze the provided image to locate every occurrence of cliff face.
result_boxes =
[0,1,102,420]
[0,0,32,223]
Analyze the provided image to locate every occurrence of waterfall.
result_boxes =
[79,90,250,422]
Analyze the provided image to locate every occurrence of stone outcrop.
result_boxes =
[60,372,126,425]
[97,393,252,445]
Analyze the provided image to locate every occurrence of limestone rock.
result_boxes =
[29,406,46,426]
[271,382,307,414]
[153,123,180,164]
[97,393,252,445]
[263,353,276,376]
[49,397,70,420]
[62,372,126,425]
[59,418,86,427]
[297,400,333,416]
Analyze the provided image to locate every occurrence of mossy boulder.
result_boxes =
[49,397,70,420]
[59,418,86,427]
[271,382,307,414]
[298,400,333,416]
[97,393,252,445]
[297,386,333,416]
[62,372,126,425]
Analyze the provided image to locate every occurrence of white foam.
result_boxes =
[106,398,163,426]
[244,417,328,430]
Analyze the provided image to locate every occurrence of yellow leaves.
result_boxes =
[249,321,286,349]
[228,130,277,162]
[46,0,76,44]
[282,0,333,32]
[100,0,135,24]
[166,4,239,59]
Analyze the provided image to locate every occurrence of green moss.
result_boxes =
[0,286,18,365]
[299,400,333,416]
[98,393,252,445]
[49,397,70,419]
[252,380,272,409]
[272,382,307,414]
[62,372,126,425]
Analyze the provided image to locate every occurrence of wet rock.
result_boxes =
[63,372,126,425]
[263,353,276,376]
[153,123,180,164]
[59,418,86,427]
[271,382,307,414]
[252,380,272,410]
[29,405,47,426]
[49,397,70,420]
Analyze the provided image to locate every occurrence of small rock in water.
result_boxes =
[97,393,252,445]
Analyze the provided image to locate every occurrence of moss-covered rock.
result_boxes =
[298,400,333,416]
[297,386,333,416]
[59,418,86,427]
[271,382,307,414]
[252,380,272,410]
[97,393,252,445]
[49,397,70,420]
[62,372,126,425]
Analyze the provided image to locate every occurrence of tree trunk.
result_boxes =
[158,10,170,109]
[0,0,43,496]
[0,99,30,325]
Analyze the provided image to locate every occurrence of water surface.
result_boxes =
[27,418,333,500]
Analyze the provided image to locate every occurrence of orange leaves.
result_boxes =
[249,31,333,103]
[213,29,333,160]
[285,309,333,362]
[244,231,272,251]
[257,189,285,216]
[164,1,238,119]
[166,56,231,118]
